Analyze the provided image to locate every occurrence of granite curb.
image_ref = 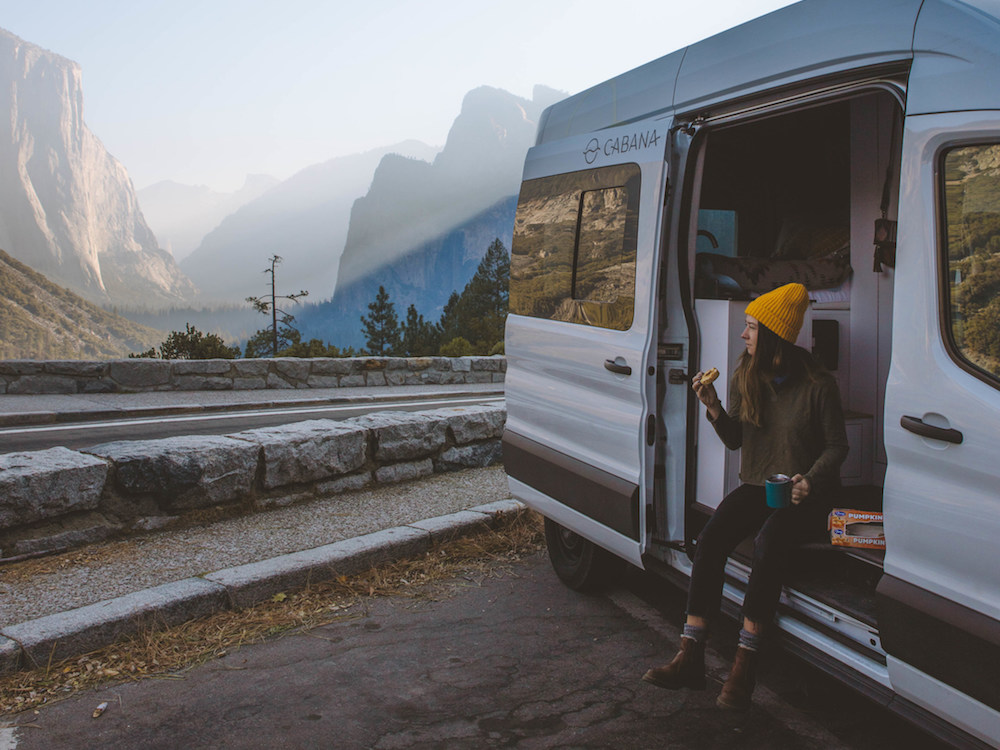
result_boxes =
[0,387,504,429]
[0,498,526,676]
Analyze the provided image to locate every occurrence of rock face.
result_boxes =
[0,28,196,308]
[296,85,564,349]
[179,141,439,305]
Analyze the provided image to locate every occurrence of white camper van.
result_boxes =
[503,1,1000,746]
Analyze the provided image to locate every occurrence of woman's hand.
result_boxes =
[790,474,811,505]
[692,371,722,420]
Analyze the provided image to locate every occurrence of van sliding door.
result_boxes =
[503,118,670,566]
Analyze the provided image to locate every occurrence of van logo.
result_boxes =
[584,130,661,164]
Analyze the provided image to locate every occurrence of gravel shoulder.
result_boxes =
[0,466,511,626]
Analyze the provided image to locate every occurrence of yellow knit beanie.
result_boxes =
[745,283,809,343]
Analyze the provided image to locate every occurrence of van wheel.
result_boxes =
[543,517,621,591]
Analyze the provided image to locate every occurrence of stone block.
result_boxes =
[255,490,314,510]
[408,510,491,544]
[316,472,372,495]
[366,371,387,387]
[339,374,365,387]
[1,578,229,669]
[310,359,353,376]
[374,458,434,484]
[88,435,258,511]
[408,357,433,371]
[81,380,117,393]
[385,370,408,386]
[206,526,430,608]
[229,420,367,489]
[467,371,495,384]
[273,359,310,382]
[109,361,171,390]
[346,411,448,461]
[361,358,387,370]
[233,360,270,377]
[171,360,233,376]
[492,373,505,383]
[173,376,233,391]
[11,517,117,556]
[471,357,505,372]
[385,358,410,370]
[451,357,472,372]
[437,404,507,444]
[266,373,295,389]
[0,448,109,530]
[0,635,21,674]
[233,377,266,390]
[418,370,448,385]
[42,361,108,377]
[7,375,78,394]
[433,441,503,471]
[0,361,42,376]
[306,374,340,388]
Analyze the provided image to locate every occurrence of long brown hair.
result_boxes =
[733,322,820,427]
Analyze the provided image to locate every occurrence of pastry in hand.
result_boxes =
[700,367,720,386]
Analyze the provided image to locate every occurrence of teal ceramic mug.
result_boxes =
[765,474,792,508]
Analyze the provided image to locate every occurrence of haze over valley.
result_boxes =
[0,25,564,357]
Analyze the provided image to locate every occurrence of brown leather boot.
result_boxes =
[641,637,706,690]
[716,646,758,709]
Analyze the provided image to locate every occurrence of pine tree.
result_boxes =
[360,285,402,356]
[444,238,510,352]
[400,304,440,356]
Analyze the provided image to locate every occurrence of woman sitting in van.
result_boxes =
[643,282,848,709]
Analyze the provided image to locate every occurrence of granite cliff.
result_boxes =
[0,28,195,309]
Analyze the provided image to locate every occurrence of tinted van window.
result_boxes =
[510,164,640,330]
[942,144,1000,384]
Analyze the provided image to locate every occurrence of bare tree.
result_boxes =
[245,255,308,357]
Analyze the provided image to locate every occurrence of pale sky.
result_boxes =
[1,0,797,192]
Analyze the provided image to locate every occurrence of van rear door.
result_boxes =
[504,118,670,566]
[880,112,1000,742]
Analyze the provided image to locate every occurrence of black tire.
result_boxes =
[543,517,622,591]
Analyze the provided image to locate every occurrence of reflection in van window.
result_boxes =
[943,144,1000,382]
[510,164,640,330]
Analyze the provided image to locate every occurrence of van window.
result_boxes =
[510,164,640,330]
[942,144,1000,384]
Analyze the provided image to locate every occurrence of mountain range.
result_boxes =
[0,28,195,309]
[177,141,439,304]
[298,85,562,349]
[138,175,280,262]
[0,23,565,357]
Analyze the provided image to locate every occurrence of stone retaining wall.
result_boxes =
[0,356,506,395]
[0,404,507,559]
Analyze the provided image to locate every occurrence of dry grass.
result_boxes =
[0,511,544,720]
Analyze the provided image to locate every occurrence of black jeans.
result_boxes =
[686,483,831,626]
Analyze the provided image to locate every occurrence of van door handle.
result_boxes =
[900,415,963,444]
[604,358,632,376]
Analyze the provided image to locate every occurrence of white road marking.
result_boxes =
[0,396,505,436]
[608,589,852,750]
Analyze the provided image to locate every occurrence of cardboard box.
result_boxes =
[828,508,885,549]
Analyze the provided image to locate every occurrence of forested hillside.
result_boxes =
[0,249,162,360]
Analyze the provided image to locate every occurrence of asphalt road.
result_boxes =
[1,554,947,750]
[0,394,505,452]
